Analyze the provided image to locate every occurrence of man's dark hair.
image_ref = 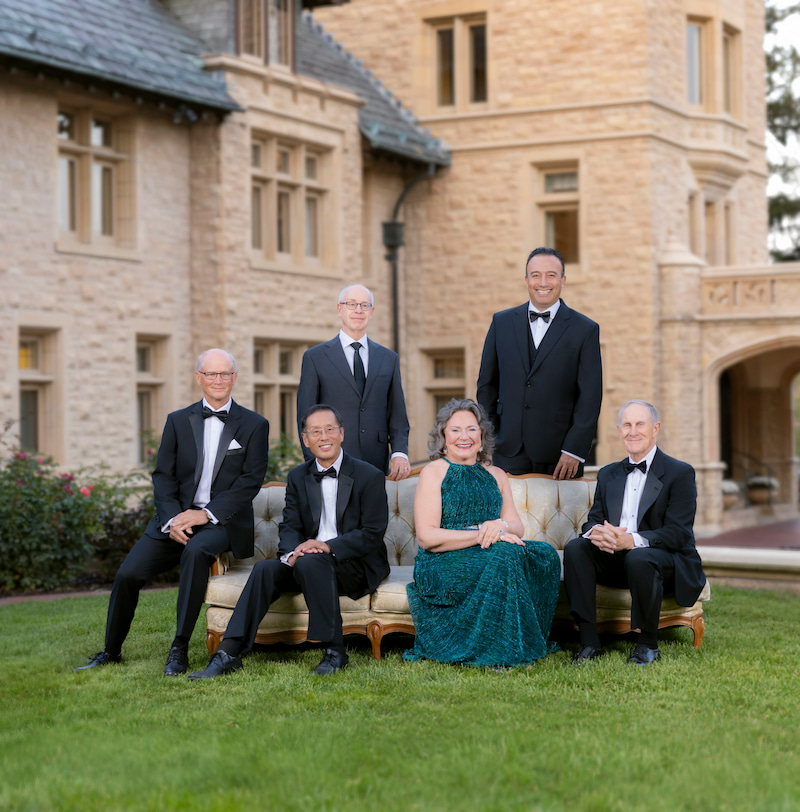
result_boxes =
[525,247,565,277]
[300,403,344,433]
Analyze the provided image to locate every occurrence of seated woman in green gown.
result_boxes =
[404,399,561,667]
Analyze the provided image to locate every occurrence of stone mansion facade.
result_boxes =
[2,0,798,532]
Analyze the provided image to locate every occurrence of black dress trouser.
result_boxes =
[104,524,229,655]
[564,536,676,642]
[222,553,367,655]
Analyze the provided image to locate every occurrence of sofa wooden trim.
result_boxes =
[206,618,417,661]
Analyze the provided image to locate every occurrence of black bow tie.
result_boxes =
[313,467,337,482]
[623,459,647,475]
[202,406,229,423]
[529,311,551,323]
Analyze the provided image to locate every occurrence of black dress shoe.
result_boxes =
[311,648,349,676]
[164,645,189,676]
[74,650,122,672]
[570,644,605,665]
[187,650,242,680]
[627,644,660,665]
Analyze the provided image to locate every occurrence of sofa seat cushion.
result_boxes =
[370,566,413,613]
[205,565,371,613]
[554,581,711,621]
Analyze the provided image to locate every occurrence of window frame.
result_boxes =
[423,348,467,429]
[237,0,295,67]
[428,13,488,111]
[253,339,310,438]
[534,163,581,272]
[135,335,168,464]
[17,329,60,458]
[56,107,135,253]
[250,133,332,269]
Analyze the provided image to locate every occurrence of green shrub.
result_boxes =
[0,451,135,594]
[265,433,304,482]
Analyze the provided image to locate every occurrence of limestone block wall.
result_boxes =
[0,77,200,471]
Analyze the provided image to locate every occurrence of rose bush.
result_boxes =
[0,451,148,593]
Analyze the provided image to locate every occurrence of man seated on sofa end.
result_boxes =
[564,399,706,667]
[189,403,389,679]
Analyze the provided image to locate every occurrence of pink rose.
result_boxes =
[79,487,92,497]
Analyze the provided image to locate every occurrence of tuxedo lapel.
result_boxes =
[532,300,570,373]
[510,305,533,376]
[362,340,386,401]
[324,338,362,397]
[211,402,240,485]
[638,450,665,525]
[303,463,323,533]
[606,463,628,526]
[335,459,355,533]
[188,403,205,488]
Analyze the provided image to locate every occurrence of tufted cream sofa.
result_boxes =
[204,474,710,659]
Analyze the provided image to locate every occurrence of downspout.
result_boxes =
[382,163,437,353]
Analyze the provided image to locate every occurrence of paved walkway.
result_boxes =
[698,518,800,550]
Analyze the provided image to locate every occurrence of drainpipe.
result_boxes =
[382,163,437,353]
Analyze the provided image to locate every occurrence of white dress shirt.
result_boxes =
[619,444,659,548]
[338,329,369,376]
[528,299,561,349]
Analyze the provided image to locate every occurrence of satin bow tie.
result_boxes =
[313,467,337,482]
[202,407,229,423]
[529,311,551,323]
[623,459,647,475]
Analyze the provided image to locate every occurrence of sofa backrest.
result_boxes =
[222,473,596,570]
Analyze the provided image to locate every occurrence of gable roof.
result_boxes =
[0,0,240,112]
[297,11,450,166]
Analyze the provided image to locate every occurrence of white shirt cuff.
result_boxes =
[632,533,649,548]
[561,450,586,463]
[390,452,409,461]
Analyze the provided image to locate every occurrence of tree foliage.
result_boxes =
[766,1,800,261]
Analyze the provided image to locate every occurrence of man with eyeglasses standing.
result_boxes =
[297,284,411,480]
[189,403,389,678]
[75,349,269,676]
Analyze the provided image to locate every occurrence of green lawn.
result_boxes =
[1,585,799,811]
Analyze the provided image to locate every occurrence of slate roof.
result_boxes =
[0,0,239,112]
[297,11,450,166]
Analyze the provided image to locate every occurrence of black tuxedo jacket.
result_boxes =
[147,400,270,560]
[278,453,390,599]
[296,337,409,473]
[476,300,602,464]
[583,448,706,606]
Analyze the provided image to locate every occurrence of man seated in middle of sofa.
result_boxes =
[189,404,389,678]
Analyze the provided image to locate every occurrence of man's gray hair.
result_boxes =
[196,348,237,373]
[338,284,374,305]
[617,399,658,425]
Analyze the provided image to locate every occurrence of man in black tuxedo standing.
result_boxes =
[564,400,706,666]
[477,247,602,479]
[189,403,389,678]
[296,284,410,480]
[75,349,269,676]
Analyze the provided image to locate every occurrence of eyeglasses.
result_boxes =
[198,371,235,381]
[303,425,342,439]
[339,301,374,311]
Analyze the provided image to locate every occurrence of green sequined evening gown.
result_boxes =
[404,461,561,667]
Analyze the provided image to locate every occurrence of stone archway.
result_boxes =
[704,338,800,528]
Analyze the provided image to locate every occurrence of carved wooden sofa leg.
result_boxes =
[367,619,384,660]
[207,629,221,655]
[691,615,705,648]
